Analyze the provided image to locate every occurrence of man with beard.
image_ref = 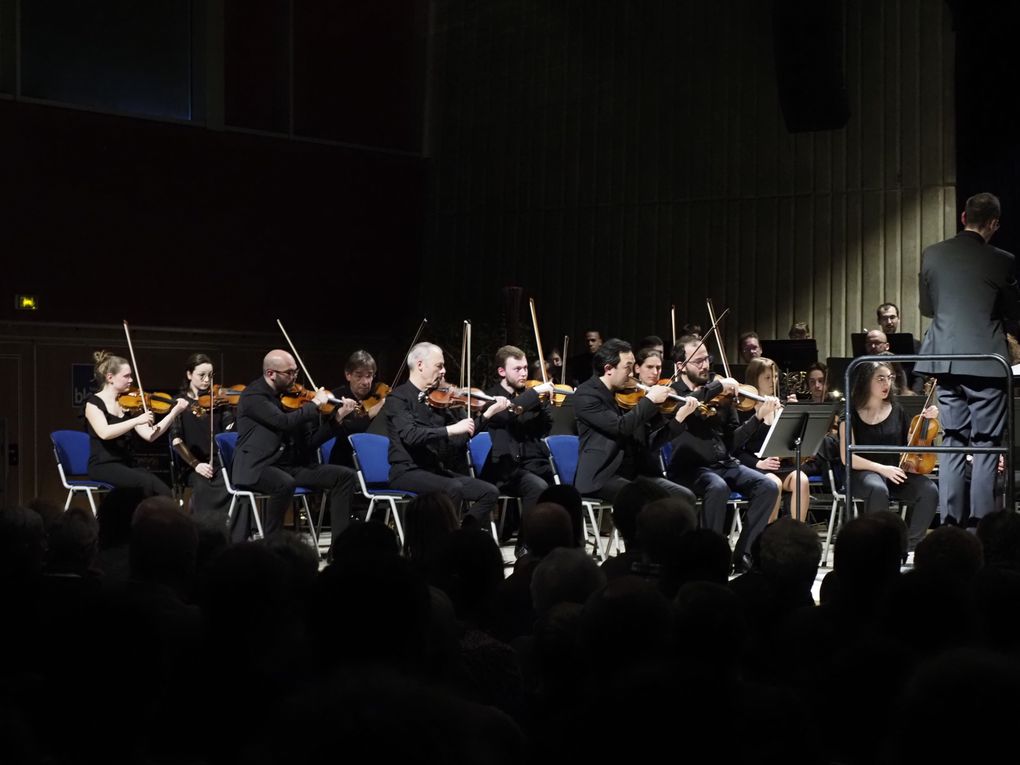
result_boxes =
[482,346,557,549]
[232,349,359,547]
[666,334,781,572]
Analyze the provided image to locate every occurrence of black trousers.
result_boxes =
[849,469,938,550]
[234,464,356,543]
[186,471,232,520]
[88,461,172,498]
[391,469,499,524]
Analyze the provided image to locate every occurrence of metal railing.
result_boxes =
[843,353,1014,522]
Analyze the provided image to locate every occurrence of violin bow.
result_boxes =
[666,307,730,385]
[670,305,677,350]
[122,320,150,416]
[561,334,569,386]
[528,299,550,386]
[705,299,733,380]
[276,318,320,390]
[464,320,472,419]
[389,317,428,390]
[208,368,215,464]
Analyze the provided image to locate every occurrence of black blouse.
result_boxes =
[85,394,135,468]
[847,401,909,467]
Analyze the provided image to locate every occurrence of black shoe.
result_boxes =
[732,552,754,575]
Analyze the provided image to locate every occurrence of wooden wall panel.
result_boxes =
[426,0,955,362]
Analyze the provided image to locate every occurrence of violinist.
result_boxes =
[383,342,511,527]
[482,346,555,546]
[574,339,698,505]
[327,350,386,469]
[736,357,812,522]
[169,353,234,522]
[232,350,358,547]
[838,360,938,551]
[665,334,780,573]
[83,350,190,498]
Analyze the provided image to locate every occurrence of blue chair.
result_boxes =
[466,431,521,544]
[51,430,113,515]
[215,432,318,545]
[543,434,611,560]
[348,433,414,545]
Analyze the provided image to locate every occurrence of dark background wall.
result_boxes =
[424,0,956,360]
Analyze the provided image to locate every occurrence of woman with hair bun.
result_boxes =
[83,350,189,497]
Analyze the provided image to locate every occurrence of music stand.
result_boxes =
[761,339,818,373]
[851,332,917,357]
[756,403,838,521]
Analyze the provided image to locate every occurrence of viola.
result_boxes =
[356,381,391,414]
[900,378,940,475]
[524,379,574,406]
[279,383,344,414]
[424,383,523,415]
[191,384,245,416]
[615,381,689,414]
[118,387,178,415]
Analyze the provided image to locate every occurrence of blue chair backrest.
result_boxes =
[215,432,238,469]
[545,434,579,486]
[320,436,337,464]
[349,433,392,484]
[52,430,90,476]
[661,441,674,472]
[468,432,492,474]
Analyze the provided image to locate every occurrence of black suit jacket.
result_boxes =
[232,376,329,487]
[916,230,1020,377]
[383,381,480,481]
[481,383,552,482]
[573,376,664,495]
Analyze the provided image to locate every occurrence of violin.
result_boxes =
[615,380,686,414]
[424,383,523,415]
[697,382,769,418]
[118,387,178,415]
[524,379,574,406]
[900,378,939,475]
[355,381,391,414]
[191,384,245,417]
[279,383,344,414]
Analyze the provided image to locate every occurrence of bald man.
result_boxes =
[232,350,358,550]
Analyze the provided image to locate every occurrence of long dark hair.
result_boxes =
[850,360,896,412]
[182,352,214,392]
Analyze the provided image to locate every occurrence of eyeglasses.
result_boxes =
[873,375,893,384]
[270,368,299,377]
[688,355,713,367]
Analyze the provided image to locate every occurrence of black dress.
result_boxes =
[85,394,171,497]
[171,392,234,519]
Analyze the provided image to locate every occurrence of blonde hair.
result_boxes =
[93,350,129,387]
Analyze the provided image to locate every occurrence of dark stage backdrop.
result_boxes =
[423,0,957,362]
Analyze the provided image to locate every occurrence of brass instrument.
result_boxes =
[779,369,809,401]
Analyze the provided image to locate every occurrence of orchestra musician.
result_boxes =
[573,339,698,505]
[838,360,938,551]
[232,350,358,547]
[84,350,190,498]
[737,357,812,522]
[482,345,556,547]
[806,362,828,403]
[170,353,234,521]
[384,342,511,527]
[328,350,386,469]
[665,335,780,573]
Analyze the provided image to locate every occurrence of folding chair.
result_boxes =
[51,430,113,515]
[348,433,415,546]
[543,434,612,561]
[466,431,520,544]
[214,432,318,545]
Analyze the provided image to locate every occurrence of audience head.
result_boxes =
[129,497,198,594]
[758,517,822,595]
[580,576,672,669]
[913,525,984,584]
[524,502,574,559]
[636,495,698,566]
[403,492,458,564]
[610,480,671,550]
[0,505,46,582]
[46,506,99,576]
[538,485,584,547]
[429,529,505,625]
[531,547,607,615]
[977,510,1020,570]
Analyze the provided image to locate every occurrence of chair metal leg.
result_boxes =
[365,498,377,522]
[387,498,405,546]
[86,490,99,517]
[585,503,605,561]
[299,496,318,548]
[64,490,73,511]
[250,495,265,539]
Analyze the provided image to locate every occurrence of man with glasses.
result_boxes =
[666,334,781,573]
[232,349,359,550]
[915,192,1020,526]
